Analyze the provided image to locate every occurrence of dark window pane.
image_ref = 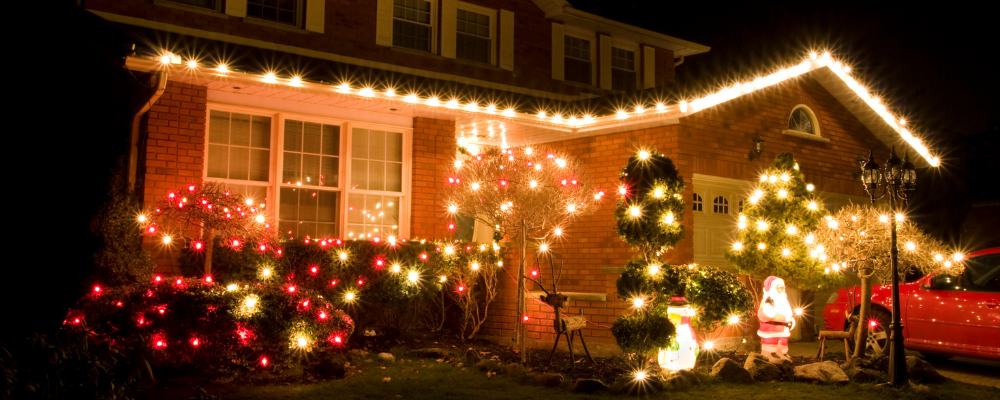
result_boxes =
[247,0,301,26]
[565,58,591,84]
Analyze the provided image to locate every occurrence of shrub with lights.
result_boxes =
[66,276,354,379]
[611,150,751,373]
[813,204,959,358]
[725,153,839,289]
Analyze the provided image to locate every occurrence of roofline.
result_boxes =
[532,0,710,57]
[133,50,941,168]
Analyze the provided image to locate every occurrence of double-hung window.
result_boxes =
[611,47,637,91]
[205,108,409,240]
[456,7,493,64]
[393,0,433,52]
[564,35,592,85]
[247,0,303,27]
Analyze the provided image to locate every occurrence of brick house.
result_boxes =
[85,0,940,353]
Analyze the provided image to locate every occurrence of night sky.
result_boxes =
[572,1,1000,243]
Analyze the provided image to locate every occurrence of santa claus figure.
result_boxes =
[757,276,794,363]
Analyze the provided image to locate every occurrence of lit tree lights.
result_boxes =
[137,183,274,274]
[611,149,751,372]
[726,153,837,288]
[446,146,601,360]
[813,204,957,358]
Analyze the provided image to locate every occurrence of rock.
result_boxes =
[572,378,609,393]
[376,352,395,363]
[793,361,849,384]
[846,367,886,383]
[906,356,946,383]
[661,369,702,390]
[475,359,503,372]
[464,348,481,364]
[710,358,753,383]
[347,349,369,360]
[533,372,565,387]
[405,347,451,359]
[743,352,782,382]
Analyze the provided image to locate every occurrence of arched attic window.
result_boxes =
[788,105,820,136]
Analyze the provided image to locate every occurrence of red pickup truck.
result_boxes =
[822,247,1000,360]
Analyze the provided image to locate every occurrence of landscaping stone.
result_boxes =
[572,378,609,393]
[347,349,369,361]
[377,352,395,363]
[793,361,849,384]
[906,356,946,383]
[710,358,753,383]
[533,372,565,387]
[661,369,702,390]
[405,347,451,359]
[846,367,886,383]
[475,359,503,372]
[464,348,481,364]
[743,352,782,382]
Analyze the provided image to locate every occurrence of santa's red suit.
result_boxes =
[757,276,794,363]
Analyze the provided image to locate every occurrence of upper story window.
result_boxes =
[393,0,433,52]
[692,193,703,212]
[164,0,222,11]
[712,195,729,214]
[206,108,410,241]
[788,105,819,135]
[611,47,636,91]
[247,0,303,26]
[456,7,493,64]
[564,35,592,85]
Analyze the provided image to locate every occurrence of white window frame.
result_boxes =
[610,39,639,91]
[203,103,412,239]
[712,195,729,215]
[783,104,831,143]
[563,26,596,86]
[455,1,497,65]
[692,192,703,212]
[392,0,439,54]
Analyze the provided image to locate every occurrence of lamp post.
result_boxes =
[859,147,917,386]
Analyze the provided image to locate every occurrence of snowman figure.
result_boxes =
[757,276,794,363]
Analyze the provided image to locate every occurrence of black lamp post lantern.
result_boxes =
[859,147,917,386]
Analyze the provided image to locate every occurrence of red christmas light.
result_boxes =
[115,301,124,308]
[168,192,176,200]
[373,258,385,270]
[456,285,466,293]
[153,275,163,284]
[146,226,156,234]
[357,278,365,286]
[232,239,241,247]
[193,241,204,251]
[259,356,269,367]
[275,248,283,256]
[329,334,343,345]
[235,324,255,345]
[301,299,310,308]
[448,223,455,231]
[156,305,167,315]
[152,333,168,350]
[329,279,339,287]
[869,319,879,329]
[523,315,529,321]
[419,252,429,261]
[258,243,267,252]
[287,285,297,294]
[174,278,184,287]
[203,275,214,284]
[530,270,539,278]
[188,185,196,192]
[92,285,102,295]
[190,337,201,348]
[372,236,381,244]
[318,310,328,320]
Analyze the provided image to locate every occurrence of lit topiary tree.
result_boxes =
[725,153,838,289]
[612,149,751,372]
[815,204,957,358]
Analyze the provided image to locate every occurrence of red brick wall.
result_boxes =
[481,74,888,353]
[143,80,208,272]
[86,1,675,97]
[410,117,456,239]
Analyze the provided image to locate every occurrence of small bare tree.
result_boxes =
[446,146,601,361]
[815,204,956,358]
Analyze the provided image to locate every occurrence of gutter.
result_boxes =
[128,70,168,194]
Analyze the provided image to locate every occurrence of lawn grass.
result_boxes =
[198,356,1000,400]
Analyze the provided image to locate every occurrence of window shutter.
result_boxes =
[375,0,393,46]
[550,23,564,81]
[599,34,612,90]
[643,45,656,89]
[440,0,457,58]
[305,0,325,33]
[499,9,514,70]
[226,0,247,18]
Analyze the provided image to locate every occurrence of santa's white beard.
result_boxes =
[772,295,792,319]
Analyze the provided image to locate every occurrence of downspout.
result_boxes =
[674,56,686,67]
[128,70,168,195]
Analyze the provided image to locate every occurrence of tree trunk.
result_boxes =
[853,273,872,359]
[516,221,527,363]
[204,229,216,275]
